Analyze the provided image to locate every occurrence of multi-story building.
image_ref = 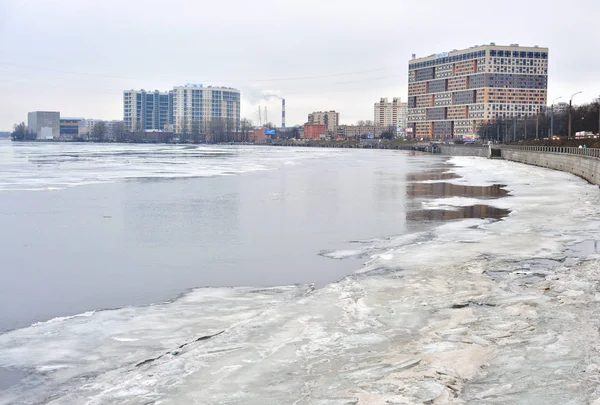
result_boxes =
[308,111,339,136]
[407,44,548,138]
[337,125,388,139]
[59,117,83,140]
[123,90,174,132]
[303,123,327,139]
[172,84,241,135]
[374,98,408,131]
[27,111,60,140]
[78,119,100,138]
[105,120,124,141]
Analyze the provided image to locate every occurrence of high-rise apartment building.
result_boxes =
[123,90,174,132]
[172,84,241,134]
[307,111,339,135]
[374,97,408,130]
[407,44,548,138]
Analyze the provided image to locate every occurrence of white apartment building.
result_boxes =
[172,84,241,134]
[374,97,408,131]
[307,111,339,135]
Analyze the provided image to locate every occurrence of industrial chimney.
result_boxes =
[282,99,286,128]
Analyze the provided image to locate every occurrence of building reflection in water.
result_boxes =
[407,205,510,221]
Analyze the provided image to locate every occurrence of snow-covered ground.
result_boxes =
[2,156,600,404]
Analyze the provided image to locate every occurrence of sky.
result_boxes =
[1,0,600,131]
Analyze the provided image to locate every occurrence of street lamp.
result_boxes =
[569,91,582,139]
[550,96,562,139]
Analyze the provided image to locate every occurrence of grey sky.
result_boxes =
[1,0,599,131]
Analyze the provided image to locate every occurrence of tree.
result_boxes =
[114,122,127,143]
[380,125,395,140]
[91,121,107,142]
[240,118,254,142]
[356,120,366,126]
[191,120,201,144]
[365,120,374,126]
[11,122,28,141]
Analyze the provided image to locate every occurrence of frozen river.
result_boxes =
[1,141,600,404]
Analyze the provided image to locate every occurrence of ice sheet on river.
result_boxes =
[3,156,600,404]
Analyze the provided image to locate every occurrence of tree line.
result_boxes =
[478,96,600,142]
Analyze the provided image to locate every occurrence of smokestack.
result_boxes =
[282,99,286,128]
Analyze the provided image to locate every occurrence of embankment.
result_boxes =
[439,144,490,158]
[501,146,600,186]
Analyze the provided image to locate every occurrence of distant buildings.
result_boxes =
[337,124,387,139]
[78,119,101,138]
[28,111,60,140]
[374,98,408,132]
[303,123,327,139]
[407,44,549,138]
[553,102,569,114]
[105,120,125,140]
[123,85,241,135]
[172,84,241,134]
[123,90,173,132]
[308,111,339,136]
[59,118,83,140]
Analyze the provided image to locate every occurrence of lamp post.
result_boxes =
[551,96,562,139]
[569,91,582,139]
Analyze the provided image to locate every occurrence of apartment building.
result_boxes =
[123,89,174,132]
[172,84,240,134]
[307,111,339,135]
[337,125,388,139]
[303,123,327,140]
[407,44,548,138]
[374,98,408,131]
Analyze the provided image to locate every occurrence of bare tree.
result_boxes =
[11,122,28,141]
[91,121,107,142]
[240,118,254,142]
[356,120,366,126]
[114,122,127,143]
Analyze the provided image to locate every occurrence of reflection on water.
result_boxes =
[408,205,511,221]
[406,183,509,199]
[406,172,460,182]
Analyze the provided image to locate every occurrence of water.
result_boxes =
[3,141,600,404]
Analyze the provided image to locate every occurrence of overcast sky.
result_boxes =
[1,0,599,131]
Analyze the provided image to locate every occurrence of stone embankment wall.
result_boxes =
[439,144,490,158]
[501,146,600,186]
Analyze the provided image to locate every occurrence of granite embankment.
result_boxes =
[440,144,600,186]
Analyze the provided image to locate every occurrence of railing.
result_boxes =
[502,145,600,158]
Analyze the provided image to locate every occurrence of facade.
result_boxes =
[78,119,101,138]
[308,111,339,136]
[123,90,174,132]
[374,97,408,131]
[172,85,241,135]
[337,125,387,139]
[59,118,83,140]
[303,123,327,139]
[28,111,60,140]
[105,120,124,141]
[553,102,569,114]
[407,44,548,138]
